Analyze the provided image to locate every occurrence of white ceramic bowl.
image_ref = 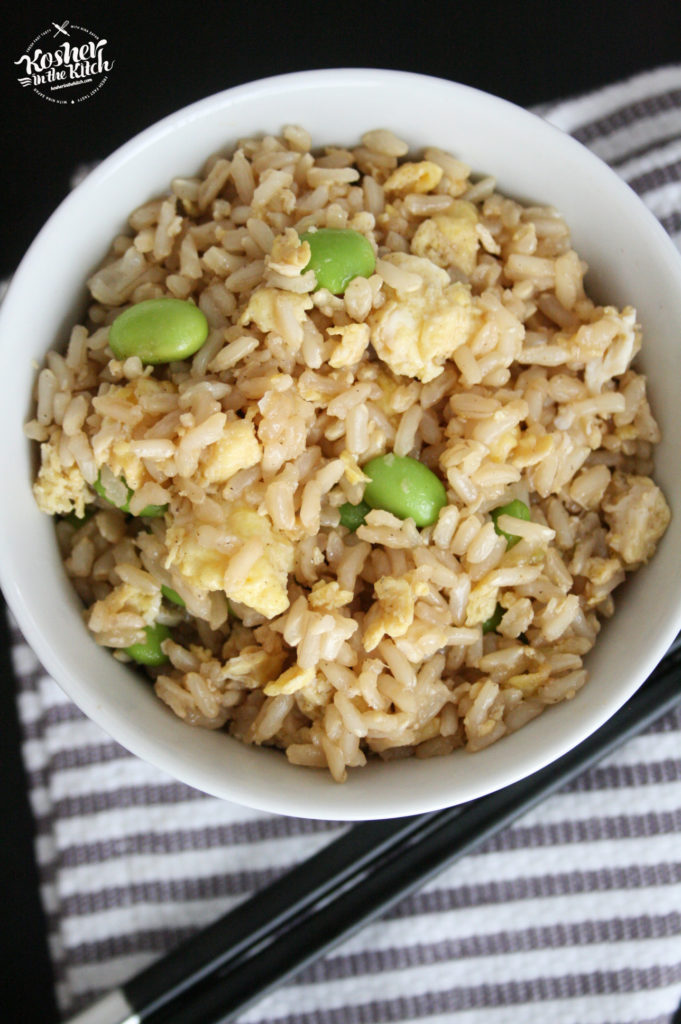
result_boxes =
[2,68,680,820]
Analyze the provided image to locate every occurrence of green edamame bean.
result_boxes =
[300,228,376,295]
[363,454,447,528]
[125,623,171,666]
[482,603,504,635]
[93,471,168,518]
[161,585,185,607]
[339,500,371,532]
[109,298,209,365]
[490,499,531,549]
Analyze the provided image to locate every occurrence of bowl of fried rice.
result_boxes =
[1,68,680,819]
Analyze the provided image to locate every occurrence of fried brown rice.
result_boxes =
[27,126,671,782]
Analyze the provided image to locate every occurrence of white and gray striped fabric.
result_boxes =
[11,64,681,1024]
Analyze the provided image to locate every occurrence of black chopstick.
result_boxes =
[68,638,681,1024]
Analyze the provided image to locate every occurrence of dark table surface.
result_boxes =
[2,1,681,1020]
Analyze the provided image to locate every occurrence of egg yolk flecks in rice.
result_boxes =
[28,128,670,782]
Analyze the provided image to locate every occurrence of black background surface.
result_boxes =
[2,1,681,1021]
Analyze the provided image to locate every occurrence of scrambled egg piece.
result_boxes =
[196,419,261,486]
[239,287,313,335]
[266,229,311,277]
[340,450,370,486]
[108,442,146,491]
[308,580,354,611]
[221,646,286,687]
[264,663,316,696]
[511,433,554,469]
[411,201,480,276]
[369,254,478,382]
[602,472,670,566]
[465,579,499,628]
[486,422,521,464]
[33,438,91,517]
[571,306,637,360]
[583,557,623,587]
[384,161,443,195]
[295,676,334,720]
[505,666,551,694]
[89,583,161,629]
[214,505,294,618]
[369,714,443,750]
[327,323,371,368]
[363,572,430,651]
[165,505,294,618]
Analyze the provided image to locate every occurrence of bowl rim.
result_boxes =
[3,66,681,820]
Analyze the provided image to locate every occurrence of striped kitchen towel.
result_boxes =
[11,64,681,1024]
